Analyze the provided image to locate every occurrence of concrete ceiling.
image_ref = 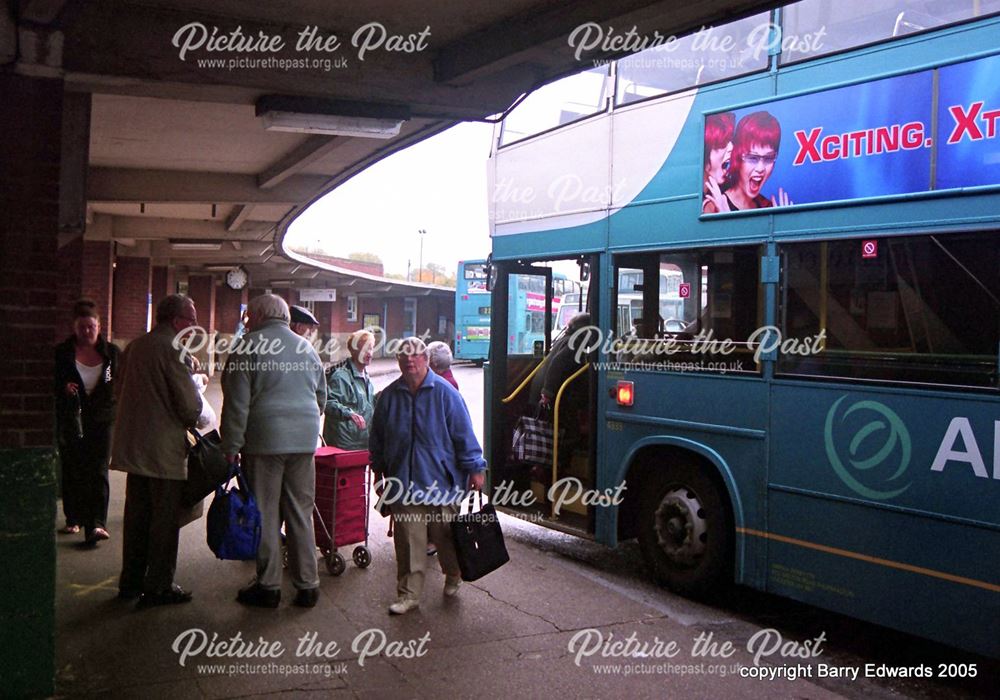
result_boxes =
[7,0,782,294]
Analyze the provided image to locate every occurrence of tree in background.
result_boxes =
[412,263,456,287]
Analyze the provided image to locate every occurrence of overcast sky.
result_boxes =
[286,122,496,277]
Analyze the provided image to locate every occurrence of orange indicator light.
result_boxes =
[616,381,634,406]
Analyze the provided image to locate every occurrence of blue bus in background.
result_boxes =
[456,259,579,362]
[486,0,1000,659]
[455,260,492,364]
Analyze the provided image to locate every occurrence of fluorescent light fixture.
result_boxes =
[170,240,222,251]
[203,264,239,272]
[261,111,403,138]
[256,95,409,139]
[268,279,293,287]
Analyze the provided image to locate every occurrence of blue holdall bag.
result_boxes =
[207,462,261,560]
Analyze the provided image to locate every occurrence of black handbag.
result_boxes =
[450,491,510,582]
[182,429,230,508]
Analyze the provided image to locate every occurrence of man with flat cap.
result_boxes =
[289,305,320,341]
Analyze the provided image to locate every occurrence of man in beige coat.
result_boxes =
[112,294,203,607]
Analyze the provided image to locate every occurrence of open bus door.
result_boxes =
[487,256,599,536]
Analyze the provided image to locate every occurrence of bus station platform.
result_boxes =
[55,469,849,700]
[50,369,1000,699]
[51,370,847,699]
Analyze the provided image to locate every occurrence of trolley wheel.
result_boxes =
[638,459,733,598]
[326,551,347,576]
[352,545,372,568]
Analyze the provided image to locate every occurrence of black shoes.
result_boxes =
[237,582,280,608]
[137,584,193,609]
[293,588,319,608]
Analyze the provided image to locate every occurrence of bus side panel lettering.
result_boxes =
[930,417,989,478]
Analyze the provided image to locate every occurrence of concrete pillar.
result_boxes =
[112,255,152,345]
[0,72,60,697]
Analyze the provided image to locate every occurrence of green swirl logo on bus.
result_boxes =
[824,397,912,501]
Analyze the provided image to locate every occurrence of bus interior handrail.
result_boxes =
[501,353,550,404]
[551,362,591,519]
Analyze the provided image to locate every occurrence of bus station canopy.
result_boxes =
[10,0,780,290]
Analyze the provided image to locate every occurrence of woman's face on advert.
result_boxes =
[738,143,776,199]
[706,141,732,184]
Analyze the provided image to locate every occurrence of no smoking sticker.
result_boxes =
[862,240,878,259]
[679,282,691,298]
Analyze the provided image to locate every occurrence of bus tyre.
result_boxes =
[638,462,733,598]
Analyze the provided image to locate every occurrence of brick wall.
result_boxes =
[55,237,83,335]
[0,72,60,697]
[330,292,361,333]
[274,288,299,307]
[83,241,114,334]
[111,256,151,343]
[312,300,333,335]
[0,74,62,449]
[187,275,216,331]
[152,265,175,301]
[214,281,244,336]
[55,238,113,342]
[186,275,216,372]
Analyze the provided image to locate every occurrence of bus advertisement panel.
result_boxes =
[703,53,1000,214]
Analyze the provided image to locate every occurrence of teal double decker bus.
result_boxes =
[486,0,1000,659]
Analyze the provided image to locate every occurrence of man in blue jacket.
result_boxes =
[369,336,486,615]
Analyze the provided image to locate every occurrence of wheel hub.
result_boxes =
[654,487,707,565]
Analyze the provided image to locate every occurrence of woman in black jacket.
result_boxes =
[54,299,119,546]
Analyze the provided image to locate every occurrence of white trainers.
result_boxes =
[444,576,462,597]
[388,598,420,615]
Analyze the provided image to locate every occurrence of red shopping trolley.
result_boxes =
[313,446,372,576]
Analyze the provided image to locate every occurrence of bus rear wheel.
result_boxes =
[638,461,733,598]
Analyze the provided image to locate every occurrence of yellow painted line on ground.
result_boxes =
[738,527,1000,594]
[69,576,118,597]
